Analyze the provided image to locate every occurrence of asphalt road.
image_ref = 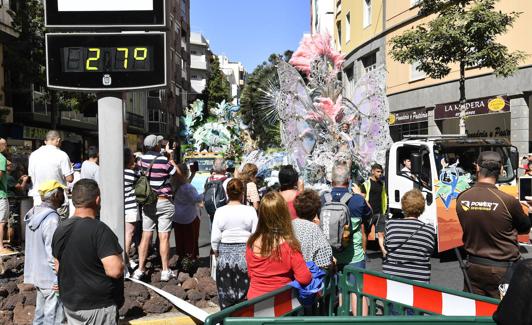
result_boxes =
[365,244,464,291]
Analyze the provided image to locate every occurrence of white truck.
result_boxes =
[385,135,521,252]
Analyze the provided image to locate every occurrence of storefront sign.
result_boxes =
[440,111,511,139]
[466,127,510,138]
[127,133,140,152]
[23,126,49,140]
[389,108,428,126]
[434,96,509,120]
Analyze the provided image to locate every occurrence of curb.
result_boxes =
[128,316,200,325]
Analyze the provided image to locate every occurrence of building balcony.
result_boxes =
[191,59,207,70]
[61,110,97,125]
[126,112,145,130]
[0,5,17,38]
[191,80,206,94]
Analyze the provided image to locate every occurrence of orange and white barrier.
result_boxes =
[230,289,301,318]
[362,273,498,316]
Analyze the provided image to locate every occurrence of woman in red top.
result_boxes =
[279,165,304,220]
[246,192,312,299]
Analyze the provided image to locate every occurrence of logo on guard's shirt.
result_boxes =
[461,200,499,211]
[461,200,471,211]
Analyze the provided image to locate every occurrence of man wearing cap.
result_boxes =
[28,130,73,207]
[132,134,178,281]
[24,180,66,324]
[457,151,532,298]
[80,146,100,183]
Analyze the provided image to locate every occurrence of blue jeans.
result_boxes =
[342,259,366,284]
[34,287,65,325]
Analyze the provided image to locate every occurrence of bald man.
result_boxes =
[28,131,73,206]
[0,138,13,255]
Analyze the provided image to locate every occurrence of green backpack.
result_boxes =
[134,156,158,205]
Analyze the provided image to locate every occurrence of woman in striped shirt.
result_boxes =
[124,148,140,270]
[382,189,436,283]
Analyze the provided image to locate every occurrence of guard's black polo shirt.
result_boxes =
[456,182,531,261]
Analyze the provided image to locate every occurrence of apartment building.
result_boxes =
[218,55,245,105]
[148,0,191,138]
[333,0,385,92]
[190,32,211,102]
[310,0,335,37]
[331,0,532,155]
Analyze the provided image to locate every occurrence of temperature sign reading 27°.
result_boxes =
[46,32,166,91]
[64,47,153,72]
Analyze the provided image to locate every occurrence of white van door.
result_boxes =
[387,142,437,227]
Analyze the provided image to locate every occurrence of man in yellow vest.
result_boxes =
[362,163,388,256]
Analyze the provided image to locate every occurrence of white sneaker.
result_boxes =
[160,269,176,282]
[129,259,138,270]
[131,269,144,280]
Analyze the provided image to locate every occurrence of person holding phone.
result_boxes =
[173,163,202,269]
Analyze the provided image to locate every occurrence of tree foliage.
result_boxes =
[240,51,293,150]
[5,0,96,116]
[4,0,45,94]
[389,0,526,79]
[202,55,231,114]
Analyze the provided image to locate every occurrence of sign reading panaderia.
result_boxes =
[389,108,428,126]
[44,0,165,28]
[434,96,509,120]
[46,32,166,91]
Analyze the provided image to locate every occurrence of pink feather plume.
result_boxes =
[289,34,345,75]
[315,96,343,123]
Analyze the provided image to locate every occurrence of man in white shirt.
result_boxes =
[28,130,74,206]
[80,146,99,183]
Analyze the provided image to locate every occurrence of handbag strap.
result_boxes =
[387,222,425,256]
[143,155,159,179]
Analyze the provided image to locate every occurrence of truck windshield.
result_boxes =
[433,144,516,184]
[184,157,216,173]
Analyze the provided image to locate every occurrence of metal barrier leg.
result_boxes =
[382,300,390,316]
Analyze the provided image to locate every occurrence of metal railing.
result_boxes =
[204,272,336,325]
[225,316,496,325]
[338,266,499,317]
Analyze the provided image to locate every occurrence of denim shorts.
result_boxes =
[338,259,367,284]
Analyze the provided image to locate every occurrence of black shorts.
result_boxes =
[374,214,387,233]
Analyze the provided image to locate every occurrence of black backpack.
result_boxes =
[204,178,228,218]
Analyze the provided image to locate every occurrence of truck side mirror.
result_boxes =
[510,147,519,171]
[410,152,422,175]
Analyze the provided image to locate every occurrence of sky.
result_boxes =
[190,0,310,72]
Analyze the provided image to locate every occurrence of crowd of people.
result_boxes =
[0,129,531,324]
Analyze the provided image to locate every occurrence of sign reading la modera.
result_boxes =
[434,96,509,120]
